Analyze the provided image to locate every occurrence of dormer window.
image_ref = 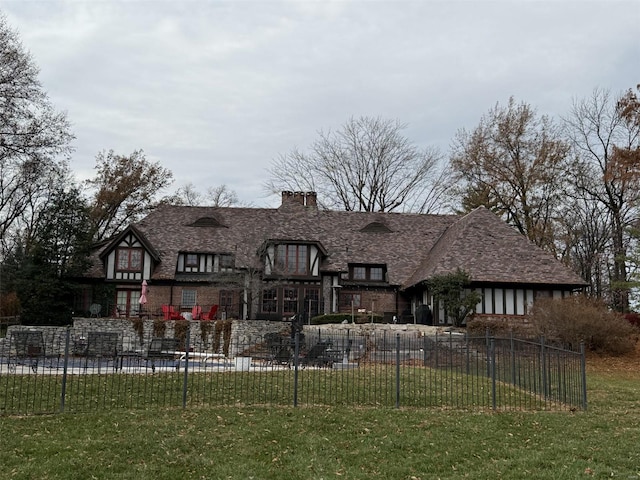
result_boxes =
[116,248,142,272]
[185,254,198,268]
[219,254,234,272]
[349,264,386,282]
[177,252,235,274]
[276,244,308,275]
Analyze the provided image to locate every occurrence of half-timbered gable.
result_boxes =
[100,227,158,282]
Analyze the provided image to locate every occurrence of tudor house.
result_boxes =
[78,191,587,324]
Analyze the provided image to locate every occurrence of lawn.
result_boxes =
[0,349,638,480]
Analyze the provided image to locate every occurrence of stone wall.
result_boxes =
[2,318,451,357]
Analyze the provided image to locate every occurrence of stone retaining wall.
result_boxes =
[1,318,458,357]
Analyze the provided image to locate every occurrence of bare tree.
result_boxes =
[0,15,74,256]
[563,87,640,312]
[449,97,571,254]
[86,149,173,241]
[168,183,240,207]
[266,116,445,213]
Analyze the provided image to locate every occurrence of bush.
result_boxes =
[625,312,640,328]
[466,317,531,338]
[528,296,639,355]
[310,313,385,325]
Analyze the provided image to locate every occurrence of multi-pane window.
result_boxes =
[340,292,361,309]
[116,248,142,271]
[220,290,237,317]
[276,244,308,275]
[219,254,234,272]
[370,267,383,281]
[349,264,385,282]
[182,289,197,307]
[353,266,366,280]
[262,288,277,313]
[116,290,140,316]
[185,254,198,267]
[283,287,298,315]
[303,288,320,318]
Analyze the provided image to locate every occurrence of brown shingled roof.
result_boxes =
[86,203,587,289]
[403,207,587,288]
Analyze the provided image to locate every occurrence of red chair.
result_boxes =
[202,305,219,321]
[191,305,202,320]
[162,305,182,320]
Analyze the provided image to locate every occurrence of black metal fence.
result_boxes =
[0,325,587,415]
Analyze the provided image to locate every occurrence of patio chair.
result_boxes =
[8,330,48,373]
[89,303,102,317]
[84,331,119,372]
[301,340,334,368]
[191,305,202,320]
[144,337,180,372]
[161,304,182,320]
[201,304,219,321]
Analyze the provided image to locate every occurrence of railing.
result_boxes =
[0,326,586,415]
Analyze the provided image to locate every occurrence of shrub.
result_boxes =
[310,313,385,325]
[130,318,144,345]
[466,317,531,338]
[212,320,232,356]
[174,320,189,350]
[152,319,166,338]
[0,291,20,317]
[528,296,639,355]
[625,312,640,328]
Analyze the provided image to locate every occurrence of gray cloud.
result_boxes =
[2,0,638,206]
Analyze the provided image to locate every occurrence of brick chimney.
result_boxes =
[305,192,317,207]
[280,191,318,209]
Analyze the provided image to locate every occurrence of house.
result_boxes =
[78,191,587,324]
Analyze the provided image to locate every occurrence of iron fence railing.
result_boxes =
[0,325,586,415]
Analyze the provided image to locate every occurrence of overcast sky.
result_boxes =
[2,0,638,207]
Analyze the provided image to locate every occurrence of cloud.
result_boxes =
[2,0,638,206]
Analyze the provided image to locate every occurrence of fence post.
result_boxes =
[510,331,516,386]
[423,335,428,367]
[540,335,547,401]
[580,342,587,411]
[59,326,71,413]
[434,331,438,368]
[293,332,300,407]
[465,332,470,375]
[395,333,400,409]
[486,328,491,377]
[182,324,191,409]
[490,337,496,411]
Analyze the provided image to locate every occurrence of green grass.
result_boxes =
[1,364,580,415]
[0,367,638,480]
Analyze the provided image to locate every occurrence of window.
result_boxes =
[340,292,361,309]
[116,290,140,316]
[220,290,237,316]
[182,289,197,307]
[262,288,277,313]
[283,287,298,315]
[303,288,320,318]
[276,244,308,275]
[353,266,366,280]
[219,254,234,272]
[370,267,383,281]
[349,264,386,282]
[116,248,142,271]
[185,254,198,267]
